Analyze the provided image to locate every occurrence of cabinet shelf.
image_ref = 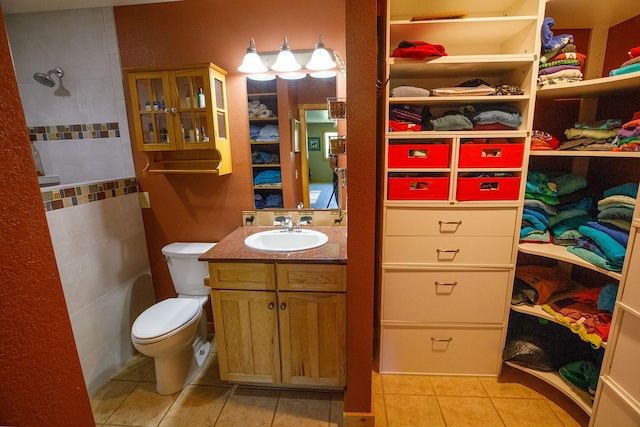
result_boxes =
[536,72,640,100]
[529,150,640,158]
[518,243,622,281]
[505,362,593,414]
[387,130,529,138]
[388,55,535,79]
[389,95,530,105]
[252,163,281,168]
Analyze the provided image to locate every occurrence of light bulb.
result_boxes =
[238,38,268,73]
[306,34,337,71]
[271,36,302,72]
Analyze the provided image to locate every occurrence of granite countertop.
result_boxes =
[199,226,347,264]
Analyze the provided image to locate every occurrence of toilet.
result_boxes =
[131,242,216,395]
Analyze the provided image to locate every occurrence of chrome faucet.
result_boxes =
[281,215,293,232]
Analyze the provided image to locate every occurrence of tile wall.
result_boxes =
[5,7,134,185]
[4,7,151,396]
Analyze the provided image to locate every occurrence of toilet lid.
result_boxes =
[132,298,201,340]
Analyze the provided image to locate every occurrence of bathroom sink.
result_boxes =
[244,229,328,252]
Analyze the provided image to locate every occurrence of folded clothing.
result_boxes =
[390,86,430,97]
[391,40,447,59]
[513,265,574,305]
[559,361,600,398]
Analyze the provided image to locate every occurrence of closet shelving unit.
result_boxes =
[378,0,545,376]
[507,0,640,418]
[247,79,283,209]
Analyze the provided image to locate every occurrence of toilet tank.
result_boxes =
[162,242,216,297]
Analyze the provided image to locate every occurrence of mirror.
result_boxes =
[247,76,346,211]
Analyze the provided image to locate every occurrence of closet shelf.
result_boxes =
[529,150,640,158]
[504,362,593,414]
[389,95,529,105]
[388,55,535,78]
[518,243,622,280]
[536,72,640,100]
[386,130,529,138]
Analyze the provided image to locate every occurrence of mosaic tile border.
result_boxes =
[42,178,138,212]
[28,122,120,141]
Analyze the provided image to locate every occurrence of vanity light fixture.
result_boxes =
[306,34,337,71]
[271,36,302,72]
[237,38,268,74]
[239,34,340,80]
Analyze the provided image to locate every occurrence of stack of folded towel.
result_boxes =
[558,119,621,151]
[521,171,591,244]
[566,183,638,272]
[248,100,276,119]
[609,45,640,76]
[612,111,640,152]
[538,17,585,87]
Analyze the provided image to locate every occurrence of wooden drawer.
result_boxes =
[621,227,640,313]
[592,379,640,427]
[608,310,640,401]
[276,264,346,292]
[385,207,518,237]
[379,324,503,375]
[383,236,514,265]
[209,262,276,290]
[382,269,510,323]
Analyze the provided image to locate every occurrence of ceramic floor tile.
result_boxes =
[215,387,279,427]
[191,352,228,386]
[430,376,487,397]
[272,390,332,427]
[158,385,231,427]
[91,379,139,423]
[381,374,435,395]
[110,353,154,381]
[105,381,178,426]
[540,388,590,427]
[491,397,565,427]
[371,371,383,394]
[437,396,504,426]
[372,393,387,427]
[478,368,542,399]
[384,394,445,427]
[329,392,344,427]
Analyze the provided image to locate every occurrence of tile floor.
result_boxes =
[309,183,338,209]
[91,337,590,426]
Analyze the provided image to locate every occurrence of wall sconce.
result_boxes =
[238,34,340,81]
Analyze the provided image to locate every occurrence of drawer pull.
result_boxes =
[434,281,457,287]
[438,220,462,233]
[431,337,453,343]
[436,249,459,254]
[438,220,462,226]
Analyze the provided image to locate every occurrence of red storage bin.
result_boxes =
[458,143,524,168]
[388,144,450,168]
[388,176,449,200]
[456,176,520,201]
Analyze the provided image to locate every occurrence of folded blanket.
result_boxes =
[609,62,640,77]
[603,182,639,198]
[577,225,627,267]
[390,86,430,97]
[524,199,557,215]
[551,174,588,196]
[597,206,634,222]
[567,246,622,272]
[597,194,636,208]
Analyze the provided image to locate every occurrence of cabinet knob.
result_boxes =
[280,303,287,310]
[268,302,275,310]
[164,107,178,114]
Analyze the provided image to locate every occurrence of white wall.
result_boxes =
[5,7,134,184]
[4,7,153,396]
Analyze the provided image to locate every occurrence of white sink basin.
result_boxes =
[244,229,328,252]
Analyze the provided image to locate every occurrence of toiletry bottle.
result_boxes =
[197,87,205,108]
[145,101,151,111]
[160,96,165,110]
[188,124,195,142]
[195,126,200,142]
[181,124,185,142]
[160,128,168,143]
[148,123,154,142]
[201,126,208,142]
[185,91,191,109]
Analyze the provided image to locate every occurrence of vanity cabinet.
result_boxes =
[209,262,346,388]
[125,63,231,174]
[247,79,284,208]
[378,0,544,375]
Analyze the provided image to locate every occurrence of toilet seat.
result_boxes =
[132,298,202,344]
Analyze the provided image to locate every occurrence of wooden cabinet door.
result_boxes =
[278,291,346,387]
[211,289,280,384]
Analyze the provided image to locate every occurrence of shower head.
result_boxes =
[33,67,64,88]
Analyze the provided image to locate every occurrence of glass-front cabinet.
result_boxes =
[126,63,231,174]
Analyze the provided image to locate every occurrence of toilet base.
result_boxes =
[154,337,211,395]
